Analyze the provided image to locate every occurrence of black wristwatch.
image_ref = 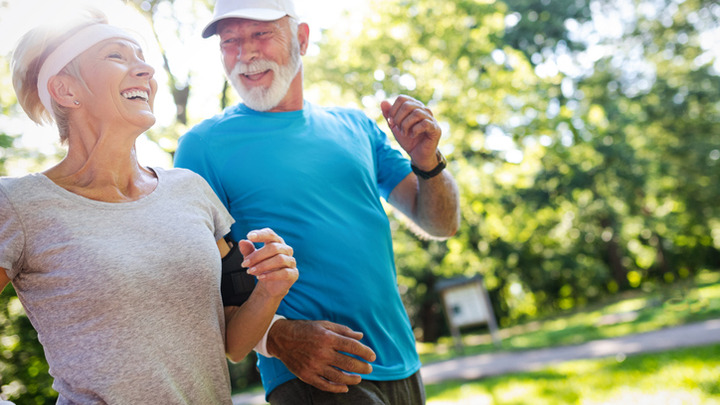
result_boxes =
[411,150,447,180]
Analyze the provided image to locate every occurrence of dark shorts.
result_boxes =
[267,371,426,405]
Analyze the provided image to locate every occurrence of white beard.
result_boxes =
[226,39,301,112]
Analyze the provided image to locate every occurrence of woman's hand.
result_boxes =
[237,228,298,299]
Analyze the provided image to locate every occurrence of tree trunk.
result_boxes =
[601,217,628,289]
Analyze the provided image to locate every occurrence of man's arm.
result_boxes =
[264,319,377,393]
[382,95,461,238]
[388,169,459,238]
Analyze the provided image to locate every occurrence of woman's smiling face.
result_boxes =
[74,37,158,131]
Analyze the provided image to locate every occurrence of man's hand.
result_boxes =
[266,319,377,393]
[382,95,460,238]
[381,95,442,171]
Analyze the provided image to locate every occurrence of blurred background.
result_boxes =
[1,0,719,403]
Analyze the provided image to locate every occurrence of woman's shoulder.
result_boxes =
[0,173,45,198]
[151,167,214,193]
[0,174,55,220]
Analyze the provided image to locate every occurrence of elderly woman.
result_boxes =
[0,8,298,404]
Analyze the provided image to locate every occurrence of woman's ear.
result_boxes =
[47,75,80,109]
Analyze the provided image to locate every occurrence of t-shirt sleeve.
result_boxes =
[193,174,234,241]
[209,192,234,242]
[367,117,412,201]
[175,129,230,210]
[0,184,25,279]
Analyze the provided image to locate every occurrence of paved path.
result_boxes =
[232,318,720,404]
[421,318,720,383]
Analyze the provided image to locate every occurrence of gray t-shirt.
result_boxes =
[0,167,234,404]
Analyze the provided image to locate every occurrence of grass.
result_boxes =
[417,270,720,365]
[424,343,720,404]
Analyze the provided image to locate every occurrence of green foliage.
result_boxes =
[0,134,13,177]
[227,353,262,394]
[0,288,56,404]
[502,0,593,59]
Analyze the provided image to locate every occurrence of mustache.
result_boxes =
[232,59,280,75]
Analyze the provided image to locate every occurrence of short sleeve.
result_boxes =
[0,184,25,279]
[367,117,412,200]
[193,173,234,241]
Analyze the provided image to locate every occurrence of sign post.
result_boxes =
[436,275,501,354]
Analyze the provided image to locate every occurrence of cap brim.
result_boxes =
[202,9,288,38]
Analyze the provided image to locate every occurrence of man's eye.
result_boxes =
[108,52,123,59]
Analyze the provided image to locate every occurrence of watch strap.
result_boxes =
[411,150,447,180]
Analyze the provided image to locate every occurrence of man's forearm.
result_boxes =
[415,170,461,238]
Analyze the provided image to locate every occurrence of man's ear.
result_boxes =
[47,75,80,109]
[297,22,310,56]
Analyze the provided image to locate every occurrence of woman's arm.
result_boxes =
[0,267,10,292]
[217,228,298,362]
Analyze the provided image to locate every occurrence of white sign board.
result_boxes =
[443,282,488,328]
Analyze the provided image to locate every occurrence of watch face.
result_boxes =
[437,150,447,165]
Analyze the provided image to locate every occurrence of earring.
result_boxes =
[73,100,80,105]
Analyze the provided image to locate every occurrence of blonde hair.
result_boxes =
[11,8,108,143]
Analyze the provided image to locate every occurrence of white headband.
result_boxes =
[37,24,136,118]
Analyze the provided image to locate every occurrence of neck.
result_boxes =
[44,120,157,202]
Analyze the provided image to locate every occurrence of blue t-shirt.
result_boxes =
[174,101,420,395]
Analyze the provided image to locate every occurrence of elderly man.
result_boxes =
[174,0,460,403]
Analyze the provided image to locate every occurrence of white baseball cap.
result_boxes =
[202,0,299,38]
